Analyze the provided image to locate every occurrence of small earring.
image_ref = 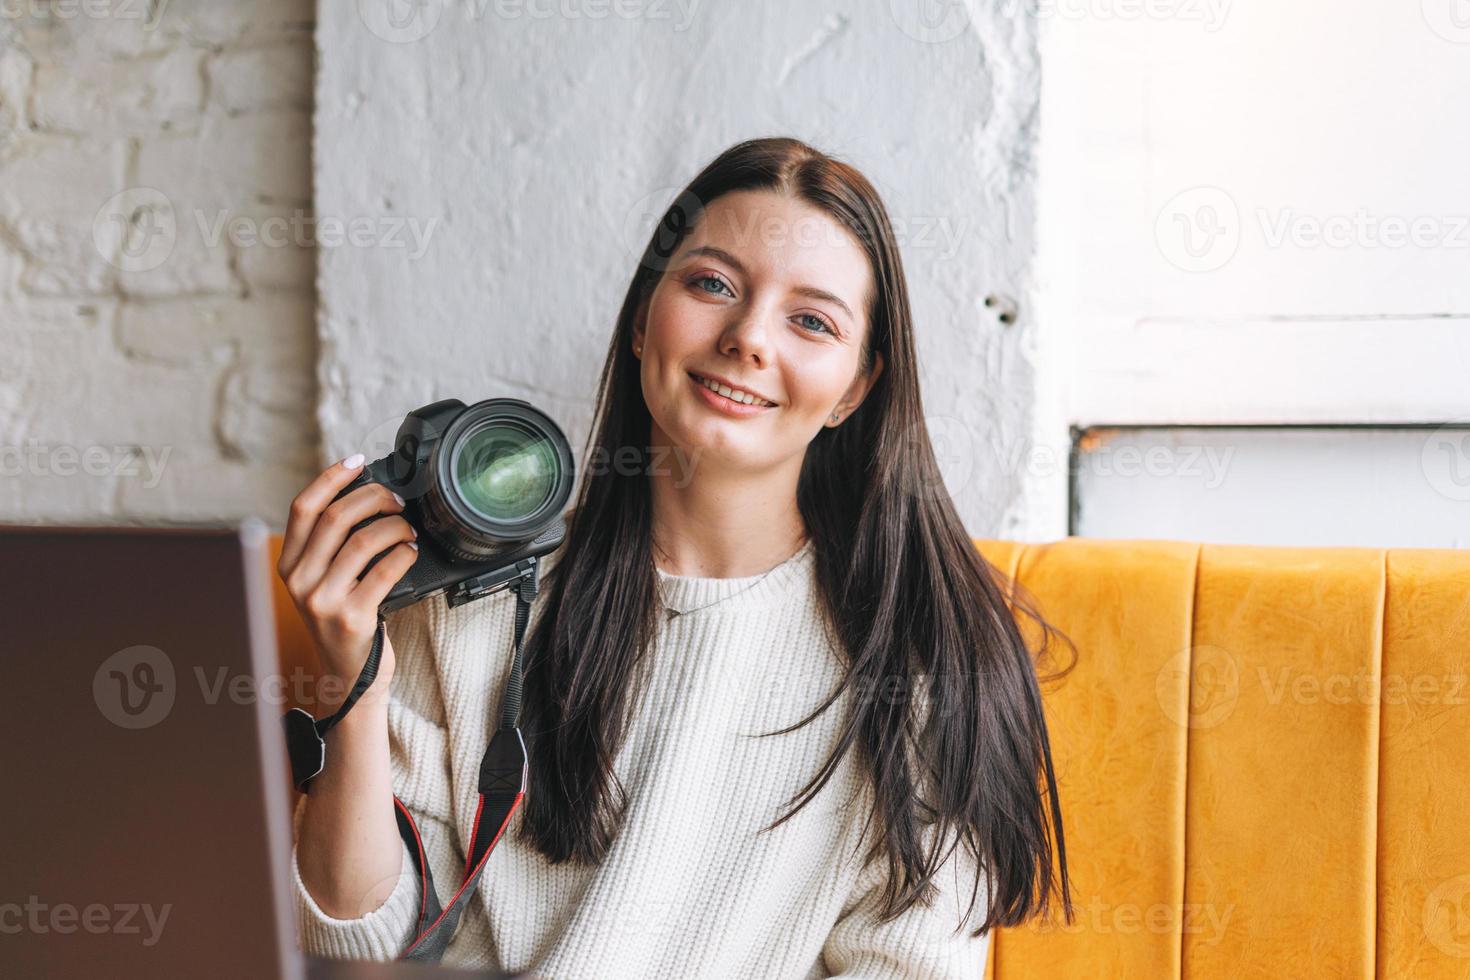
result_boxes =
[635,344,643,357]
[829,411,840,423]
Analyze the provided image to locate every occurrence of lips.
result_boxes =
[687,371,776,416]
[686,371,777,406]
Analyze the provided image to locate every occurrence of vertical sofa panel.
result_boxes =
[987,538,1199,980]
[1377,548,1470,978]
[974,538,1027,980]
[1183,545,1384,980]
[970,537,1029,980]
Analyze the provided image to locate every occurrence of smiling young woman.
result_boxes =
[519,138,1077,958]
[288,136,1076,978]
[629,187,885,581]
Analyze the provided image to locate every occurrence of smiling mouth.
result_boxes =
[687,371,777,408]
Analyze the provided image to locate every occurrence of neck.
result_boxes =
[647,426,808,579]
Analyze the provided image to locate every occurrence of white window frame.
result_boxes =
[1020,7,1470,542]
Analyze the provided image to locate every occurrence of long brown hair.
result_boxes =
[515,136,1076,935]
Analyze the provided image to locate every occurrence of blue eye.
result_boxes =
[691,274,733,297]
[688,273,836,337]
[796,313,836,336]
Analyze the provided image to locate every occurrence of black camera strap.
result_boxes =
[283,563,538,963]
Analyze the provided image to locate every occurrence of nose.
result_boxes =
[718,300,776,368]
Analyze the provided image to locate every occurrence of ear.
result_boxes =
[631,289,653,356]
[830,349,885,425]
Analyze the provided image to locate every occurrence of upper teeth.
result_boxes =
[697,375,773,407]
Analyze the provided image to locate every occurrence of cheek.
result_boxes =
[646,283,690,329]
[642,295,706,408]
[785,358,853,414]
[647,288,710,343]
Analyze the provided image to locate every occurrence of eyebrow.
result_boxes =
[677,245,856,321]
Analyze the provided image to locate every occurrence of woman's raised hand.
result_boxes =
[276,455,419,708]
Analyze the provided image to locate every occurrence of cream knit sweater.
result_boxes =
[290,537,992,978]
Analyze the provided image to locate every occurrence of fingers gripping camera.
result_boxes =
[336,398,574,613]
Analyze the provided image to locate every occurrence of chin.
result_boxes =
[667,422,772,473]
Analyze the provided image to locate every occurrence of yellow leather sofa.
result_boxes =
[267,534,1470,979]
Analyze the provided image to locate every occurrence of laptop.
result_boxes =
[0,521,511,979]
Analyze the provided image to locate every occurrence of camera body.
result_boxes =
[335,397,574,613]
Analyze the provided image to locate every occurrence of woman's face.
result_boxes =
[632,189,884,474]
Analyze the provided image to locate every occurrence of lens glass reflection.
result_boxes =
[453,422,557,523]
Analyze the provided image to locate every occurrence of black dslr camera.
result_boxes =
[283,396,571,795]
[336,397,574,613]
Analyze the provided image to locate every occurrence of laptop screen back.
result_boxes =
[0,521,302,980]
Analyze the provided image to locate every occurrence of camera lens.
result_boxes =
[452,421,558,524]
[422,399,574,560]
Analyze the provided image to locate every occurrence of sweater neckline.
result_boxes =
[655,537,816,614]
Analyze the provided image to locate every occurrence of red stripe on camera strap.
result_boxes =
[283,559,540,964]
[398,567,538,962]
[397,726,527,961]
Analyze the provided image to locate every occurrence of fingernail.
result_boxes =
[391,491,405,506]
[410,524,418,539]
[342,453,365,469]
[407,541,419,551]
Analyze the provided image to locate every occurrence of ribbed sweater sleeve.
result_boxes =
[288,600,451,962]
[820,824,991,978]
[289,794,422,960]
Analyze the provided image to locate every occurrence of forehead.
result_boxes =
[687,189,873,314]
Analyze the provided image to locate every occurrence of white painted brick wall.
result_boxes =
[0,0,320,528]
[2,1,1045,539]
